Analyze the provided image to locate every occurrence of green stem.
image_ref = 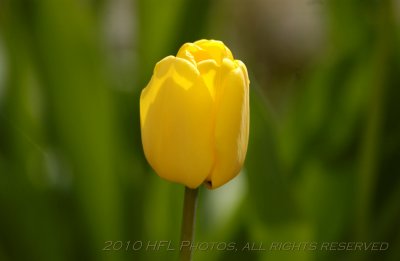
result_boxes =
[179,186,199,261]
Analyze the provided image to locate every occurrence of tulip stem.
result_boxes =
[179,186,199,261]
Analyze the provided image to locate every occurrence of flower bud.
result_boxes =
[140,40,249,189]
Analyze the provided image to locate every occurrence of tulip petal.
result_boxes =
[206,58,250,189]
[140,56,214,188]
[177,40,234,66]
[194,40,234,63]
[197,59,220,101]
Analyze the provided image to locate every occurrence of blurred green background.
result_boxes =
[1,0,400,260]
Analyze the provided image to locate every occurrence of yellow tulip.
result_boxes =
[140,39,249,189]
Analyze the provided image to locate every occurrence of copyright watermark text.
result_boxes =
[102,241,389,252]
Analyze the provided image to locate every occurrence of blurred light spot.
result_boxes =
[204,169,248,228]
[102,0,137,91]
[45,150,73,190]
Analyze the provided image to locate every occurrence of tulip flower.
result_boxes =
[140,39,249,189]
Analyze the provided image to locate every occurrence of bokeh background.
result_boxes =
[1,0,400,260]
